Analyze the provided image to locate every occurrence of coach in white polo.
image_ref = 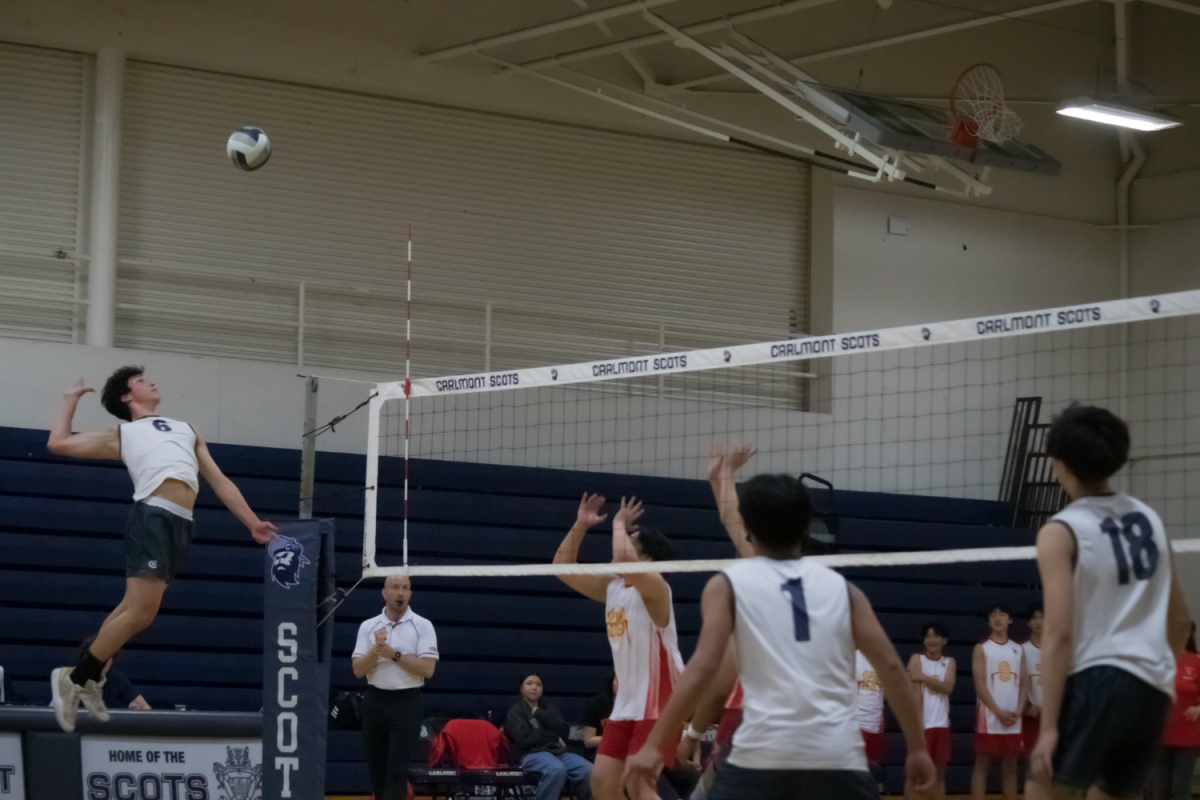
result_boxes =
[352,575,439,800]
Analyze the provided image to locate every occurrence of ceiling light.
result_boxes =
[1057,97,1182,131]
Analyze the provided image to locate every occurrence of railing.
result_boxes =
[999,397,1069,530]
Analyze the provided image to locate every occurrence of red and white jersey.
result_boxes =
[724,681,744,711]
[976,638,1022,735]
[606,576,684,721]
[1022,641,1043,709]
[855,651,884,734]
[920,654,951,729]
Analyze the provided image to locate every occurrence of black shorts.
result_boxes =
[124,502,195,582]
[1052,665,1171,798]
[708,763,877,800]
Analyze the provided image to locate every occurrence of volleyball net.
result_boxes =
[362,289,1200,578]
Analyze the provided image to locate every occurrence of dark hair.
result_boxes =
[1187,622,1197,655]
[1024,601,1044,619]
[519,672,543,691]
[101,366,145,422]
[1045,403,1130,483]
[632,527,673,562]
[985,603,1013,619]
[920,621,949,640]
[737,474,811,552]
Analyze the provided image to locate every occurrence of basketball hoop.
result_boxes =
[949,64,1022,147]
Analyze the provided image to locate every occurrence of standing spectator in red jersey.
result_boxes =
[1154,623,1200,800]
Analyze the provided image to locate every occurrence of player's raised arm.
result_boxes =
[47,378,120,460]
[612,496,671,628]
[552,493,612,601]
[708,445,755,557]
[194,435,277,544]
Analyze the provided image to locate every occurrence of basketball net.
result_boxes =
[950,64,1022,147]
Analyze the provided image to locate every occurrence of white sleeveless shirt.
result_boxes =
[920,654,951,729]
[120,416,199,502]
[1052,494,1175,697]
[1021,641,1043,708]
[855,650,884,734]
[605,576,684,721]
[723,557,865,771]
[976,638,1022,734]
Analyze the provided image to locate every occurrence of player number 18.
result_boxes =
[1100,512,1158,585]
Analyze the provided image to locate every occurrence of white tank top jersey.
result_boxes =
[1052,493,1175,697]
[120,416,200,502]
[976,638,1022,735]
[855,650,884,734]
[1022,641,1043,708]
[920,654,951,729]
[605,576,684,721]
[723,557,866,771]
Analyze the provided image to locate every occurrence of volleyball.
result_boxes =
[226,126,271,171]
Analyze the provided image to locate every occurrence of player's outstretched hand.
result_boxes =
[63,377,95,400]
[622,745,661,797]
[577,493,608,529]
[614,496,644,532]
[905,750,936,795]
[1028,730,1056,785]
[251,519,278,544]
[707,442,757,482]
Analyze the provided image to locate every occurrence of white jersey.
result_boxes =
[855,650,884,734]
[976,638,1022,735]
[920,654,951,729]
[1022,641,1043,709]
[724,557,865,771]
[1052,494,1175,697]
[120,416,199,502]
[605,577,684,721]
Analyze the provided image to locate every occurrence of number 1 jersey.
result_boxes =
[723,557,865,771]
[1051,493,1175,696]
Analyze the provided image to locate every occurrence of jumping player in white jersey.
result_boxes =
[1026,404,1192,800]
[972,603,1027,800]
[623,474,935,800]
[46,368,277,732]
[553,494,684,800]
[906,621,955,800]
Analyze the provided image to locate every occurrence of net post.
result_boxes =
[404,223,412,570]
[363,391,383,570]
[299,375,318,519]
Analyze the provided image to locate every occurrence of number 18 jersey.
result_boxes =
[1051,493,1175,697]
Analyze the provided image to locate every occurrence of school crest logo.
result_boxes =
[269,536,311,589]
[1150,299,1160,313]
[921,327,931,341]
[213,746,262,800]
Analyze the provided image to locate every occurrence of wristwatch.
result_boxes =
[391,650,402,662]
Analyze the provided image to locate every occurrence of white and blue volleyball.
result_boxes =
[226,126,271,171]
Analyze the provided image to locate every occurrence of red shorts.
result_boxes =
[597,719,677,767]
[1021,715,1039,753]
[861,730,886,764]
[925,727,951,767]
[713,708,743,755]
[975,732,1024,758]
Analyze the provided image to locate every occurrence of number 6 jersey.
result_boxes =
[119,415,199,501]
[1051,493,1175,696]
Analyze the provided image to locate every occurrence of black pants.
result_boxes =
[708,764,878,800]
[1152,747,1199,800]
[361,686,422,800]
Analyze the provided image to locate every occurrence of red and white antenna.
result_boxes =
[403,223,412,570]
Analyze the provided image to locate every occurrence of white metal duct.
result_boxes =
[118,61,809,378]
[0,43,86,343]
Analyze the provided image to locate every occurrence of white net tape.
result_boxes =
[954,64,1022,145]
[362,539,1200,578]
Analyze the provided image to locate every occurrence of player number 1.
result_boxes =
[781,577,810,642]
[1100,512,1158,585]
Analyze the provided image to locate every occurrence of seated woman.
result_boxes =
[79,637,151,711]
[505,673,593,800]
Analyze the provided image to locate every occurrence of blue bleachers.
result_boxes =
[0,425,1038,794]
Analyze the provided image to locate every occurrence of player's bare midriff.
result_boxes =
[151,477,196,511]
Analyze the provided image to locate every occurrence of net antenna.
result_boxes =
[950,64,1023,147]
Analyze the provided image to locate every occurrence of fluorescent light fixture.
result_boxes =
[1057,97,1182,131]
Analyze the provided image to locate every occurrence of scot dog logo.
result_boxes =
[213,746,262,800]
[269,536,311,589]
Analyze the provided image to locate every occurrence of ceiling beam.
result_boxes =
[414,0,686,64]
[1141,0,1200,14]
[666,0,1093,90]
[517,0,842,71]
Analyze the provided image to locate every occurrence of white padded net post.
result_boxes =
[363,290,1200,578]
